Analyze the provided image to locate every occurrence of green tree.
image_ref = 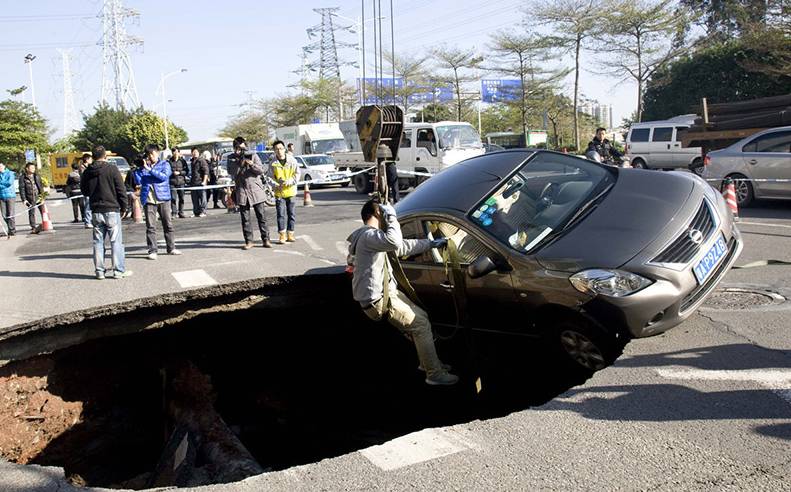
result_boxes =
[642,39,791,121]
[487,31,570,140]
[71,104,132,156]
[527,0,602,150]
[120,110,187,156]
[220,110,270,144]
[413,103,454,123]
[384,51,430,115]
[595,0,693,122]
[268,78,356,126]
[681,0,777,39]
[431,46,483,121]
[0,99,51,168]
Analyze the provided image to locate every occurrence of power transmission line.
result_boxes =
[100,0,142,110]
[57,49,80,137]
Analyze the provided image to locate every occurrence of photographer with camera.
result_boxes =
[346,199,458,386]
[189,148,210,217]
[230,136,273,250]
[135,144,181,260]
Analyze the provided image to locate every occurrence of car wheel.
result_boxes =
[264,184,275,207]
[354,173,372,194]
[690,158,704,176]
[555,320,623,372]
[724,173,754,208]
[631,158,647,169]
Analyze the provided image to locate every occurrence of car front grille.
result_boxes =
[680,237,738,313]
[651,201,716,265]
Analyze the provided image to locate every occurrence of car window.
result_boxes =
[304,155,335,166]
[426,221,492,264]
[400,130,412,148]
[398,220,433,264]
[629,128,650,142]
[469,152,614,254]
[651,127,673,142]
[743,131,791,153]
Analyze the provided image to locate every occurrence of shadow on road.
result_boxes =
[616,344,791,371]
[0,270,96,280]
[738,201,791,221]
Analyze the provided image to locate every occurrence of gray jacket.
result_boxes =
[347,214,431,305]
[233,153,269,207]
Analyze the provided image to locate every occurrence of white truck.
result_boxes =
[274,123,350,155]
[334,121,485,194]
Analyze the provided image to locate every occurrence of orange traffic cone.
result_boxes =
[40,203,54,232]
[132,195,143,223]
[303,181,314,207]
[723,177,740,222]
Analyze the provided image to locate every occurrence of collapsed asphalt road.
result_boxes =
[0,272,592,489]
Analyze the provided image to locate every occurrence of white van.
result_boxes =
[626,115,703,173]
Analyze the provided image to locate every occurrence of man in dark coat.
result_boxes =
[169,148,189,218]
[18,162,44,234]
[189,148,209,217]
[587,127,623,165]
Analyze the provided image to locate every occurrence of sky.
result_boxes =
[0,0,636,142]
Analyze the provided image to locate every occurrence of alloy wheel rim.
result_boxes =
[735,180,749,203]
[559,330,606,371]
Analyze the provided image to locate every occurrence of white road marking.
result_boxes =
[336,241,348,257]
[738,221,791,229]
[360,427,479,471]
[656,367,791,405]
[295,235,323,251]
[273,250,305,256]
[171,269,218,288]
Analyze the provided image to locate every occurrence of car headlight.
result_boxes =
[569,269,652,297]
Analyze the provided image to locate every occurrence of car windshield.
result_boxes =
[108,156,129,172]
[469,153,614,253]
[304,155,335,166]
[437,125,482,150]
[312,139,349,154]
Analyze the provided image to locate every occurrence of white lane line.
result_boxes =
[335,241,348,257]
[171,269,218,288]
[360,427,479,471]
[739,221,791,229]
[273,250,305,256]
[295,235,323,251]
[656,367,791,405]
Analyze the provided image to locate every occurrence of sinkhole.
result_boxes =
[0,273,587,490]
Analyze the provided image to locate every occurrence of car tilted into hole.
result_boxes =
[394,150,742,372]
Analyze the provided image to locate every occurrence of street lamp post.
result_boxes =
[24,54,36,108]
[157,69,187,150]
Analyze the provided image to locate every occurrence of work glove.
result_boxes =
[379,203,396,218]
[430,237,448,249]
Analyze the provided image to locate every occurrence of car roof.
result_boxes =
[298,154,332,158]
[712,125,791,153]
[396,149,535,216]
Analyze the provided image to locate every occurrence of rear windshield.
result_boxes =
[630,128,650,142]
[469,153,614,253]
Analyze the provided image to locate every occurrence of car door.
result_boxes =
[400,217,519,331]
[741,130,791,198]
[395,129,413,176]
[649,126,675,167]
[672,126,697,167]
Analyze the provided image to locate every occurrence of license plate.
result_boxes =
[693,235,728,285]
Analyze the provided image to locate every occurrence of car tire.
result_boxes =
[689,158,704,176]
[554,319,624,373]
[631,158,647,169]
[354,173,372,194]
[724,173,754,208]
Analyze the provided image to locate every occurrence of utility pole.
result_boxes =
[157,69,187,150]
[23,54,36,108]
[58,49,80,137]
[100,0,142,110]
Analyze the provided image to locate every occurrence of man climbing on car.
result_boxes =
[587,127,623,165]
[347,199,459,386]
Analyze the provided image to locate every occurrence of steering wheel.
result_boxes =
[537,182,559,211]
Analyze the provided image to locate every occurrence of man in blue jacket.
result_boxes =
[135,144,181,260]
[0,162,16,237]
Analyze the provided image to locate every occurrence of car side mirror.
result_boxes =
[467,255,499,279]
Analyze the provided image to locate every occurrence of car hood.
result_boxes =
[535,170,695,272]
[307,164,338,172]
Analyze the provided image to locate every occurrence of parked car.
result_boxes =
[626,116,703,173]
[294,154,351,187]
[703,126,791,207]
[394,149,742,372]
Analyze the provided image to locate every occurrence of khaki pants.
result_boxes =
[363,290,445,377]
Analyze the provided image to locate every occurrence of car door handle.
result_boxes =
[667,144,670,149]
[439,281,454,290]
[748,159,757,165]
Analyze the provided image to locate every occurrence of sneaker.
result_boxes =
[178,213,186,218]
[112,270,133,279]
[84,224,91,229]
[418,362,453,373]
[95,272,105,280]
[425,372,459,386]
[242,242,254,250]
[168,249,182,256]
[147,252,158,260]
[287,231,296,242]
[8,231,15,237]
[199,213,207,217]
[71,219,80,223]
[262,238,273,248]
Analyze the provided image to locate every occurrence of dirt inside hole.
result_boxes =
[0,275,588,489]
